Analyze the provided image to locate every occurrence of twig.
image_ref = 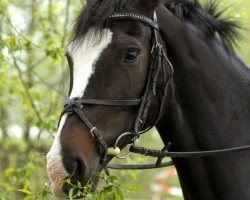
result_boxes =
[25,56,47,73]
[31,70,67,96]
[12,54,45,140]
[4,15,41,49]
[62,0,71,46]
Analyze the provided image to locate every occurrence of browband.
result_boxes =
[109,13,159,30]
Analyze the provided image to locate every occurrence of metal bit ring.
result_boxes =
[114,132,135,159]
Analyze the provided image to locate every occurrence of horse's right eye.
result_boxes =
[124,48,140,63]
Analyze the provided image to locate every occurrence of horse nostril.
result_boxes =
[62,152,86,177]
[62,157,87,196]
[71,158,86,181]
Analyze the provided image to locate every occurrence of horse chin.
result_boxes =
[95,176,106,193]
[90,170,104,192]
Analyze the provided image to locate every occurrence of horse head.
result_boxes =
[46,0,173,197]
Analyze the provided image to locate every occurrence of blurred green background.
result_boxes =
[0,0,249,199]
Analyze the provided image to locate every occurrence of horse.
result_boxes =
[46,0,250,199]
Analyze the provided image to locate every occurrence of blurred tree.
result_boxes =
[0,0,83,198]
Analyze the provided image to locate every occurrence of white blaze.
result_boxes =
[46,114,68,198]
[68,28,113,98]
[46,28,113,197]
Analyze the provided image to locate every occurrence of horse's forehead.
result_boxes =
[67,28,113,98]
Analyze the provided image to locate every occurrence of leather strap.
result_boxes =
[75,99,142,106]
[107,161,174,170]
[107,143,250,170]
[62,100,108,161]
[130,145,250,158]
[109,13,159,30]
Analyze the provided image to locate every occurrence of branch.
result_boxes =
[12,54,45,140]
[62,0,71,46]
[31,70,67,96]
[25,56,47,72]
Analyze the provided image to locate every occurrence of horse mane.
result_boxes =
[73,0,241,50]
[164,0,241,50]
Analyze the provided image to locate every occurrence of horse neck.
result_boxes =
[156,5,250,200]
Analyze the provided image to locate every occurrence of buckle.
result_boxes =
[90,127,98,137]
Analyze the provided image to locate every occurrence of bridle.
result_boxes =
[60,11,250,172]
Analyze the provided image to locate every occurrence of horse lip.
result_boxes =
[46,159,69,197]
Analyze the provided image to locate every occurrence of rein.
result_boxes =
[60,11,250,172]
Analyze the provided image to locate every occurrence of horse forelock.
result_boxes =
[73,0,128,40]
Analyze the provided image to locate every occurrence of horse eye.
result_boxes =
[124,48,140,63]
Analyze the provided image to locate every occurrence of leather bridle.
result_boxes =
[60,11,250,172]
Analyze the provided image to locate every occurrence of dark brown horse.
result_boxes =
[46,0,250,199]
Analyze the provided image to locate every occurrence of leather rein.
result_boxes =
[60,11,250,171]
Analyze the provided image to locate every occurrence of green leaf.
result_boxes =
[114,190,123,200]
[102,185,114,193]
[123,184,143,192]
[68,188,74,200]
[17,189,33,195]
[85,193,93,200]
[42,190,49,197]
[108,176,118,182]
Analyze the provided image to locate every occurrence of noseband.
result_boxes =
[60,11,250,171]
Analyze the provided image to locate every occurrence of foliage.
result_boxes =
[62,173,142,200]
[0,0,249,199]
